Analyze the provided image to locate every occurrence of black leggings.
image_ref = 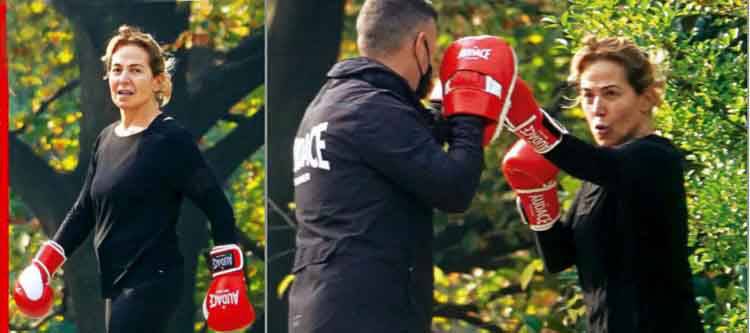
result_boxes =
[105,266,184,333]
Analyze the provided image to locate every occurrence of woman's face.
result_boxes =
[108,44,160,112]
[579,59,652,147]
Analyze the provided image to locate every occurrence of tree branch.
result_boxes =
[488,284,525,301]
[711,105,747,134]
[10,79,81,135]
[225,28,265,64]
[268,197,297,230]
[433,303,505,333]
[204,108,265,182]
[8,134,77,236]
[668,79,747,135]
[435,215,535,273]
[237,229,264,262]
[185,31,265,137]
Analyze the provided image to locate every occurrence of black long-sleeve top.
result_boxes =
[537,133,703,332]
[53,113,237,296]
[292,57,485,331]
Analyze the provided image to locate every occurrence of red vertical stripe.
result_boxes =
[0,0,8,331]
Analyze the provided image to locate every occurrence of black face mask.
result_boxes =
[414,38,433,100]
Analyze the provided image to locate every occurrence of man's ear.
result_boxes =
[415,31,426,50]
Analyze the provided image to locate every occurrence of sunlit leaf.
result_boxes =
[277,274,295,299]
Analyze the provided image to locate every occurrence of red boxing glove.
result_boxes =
[13,241,66,318]
[203,244,256,332]
[504,78,566,154]
[440,35,518,145]
[502,140,561,231]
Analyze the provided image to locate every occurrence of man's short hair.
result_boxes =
[356,0,438,57]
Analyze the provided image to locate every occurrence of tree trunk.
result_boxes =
[168,204,209,333]
[266,1,345,331]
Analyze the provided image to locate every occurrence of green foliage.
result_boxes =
[8,0,81,172]
[187,0,264,51]
[227,152,266,314]
[547,1,748,331]
[8,2,82,330]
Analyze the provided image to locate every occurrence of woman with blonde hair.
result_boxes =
[501,36,703,332]
[13,25,254,333]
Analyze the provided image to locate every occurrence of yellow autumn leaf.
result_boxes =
[519,259,544,290]
[16,3,32,18]
[47,31,69,44]
[566,106,585,119]
[30,1,46,14]
[532,56,544,67]
[454,291,468,305]
[21,75,43,87]
[246,265,257,277]
[62,154,78,171]
[65,114,77,124]
[20,26,35,40]
[527,33,544,45]
[434,290,449,303]
[342,39,357,53]
[277,274,295,299]
[57,49,74,64]
[54,76,67,86]
[434,266,449,287]
[195,0,213,16]
[51,138,67,153]
[11,62,30,72]
[230,25,250,37]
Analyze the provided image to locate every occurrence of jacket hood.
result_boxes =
[328,57,421,108]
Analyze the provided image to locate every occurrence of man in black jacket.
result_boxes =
[288,1,492,332]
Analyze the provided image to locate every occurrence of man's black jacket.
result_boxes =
[290,57,484,332]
